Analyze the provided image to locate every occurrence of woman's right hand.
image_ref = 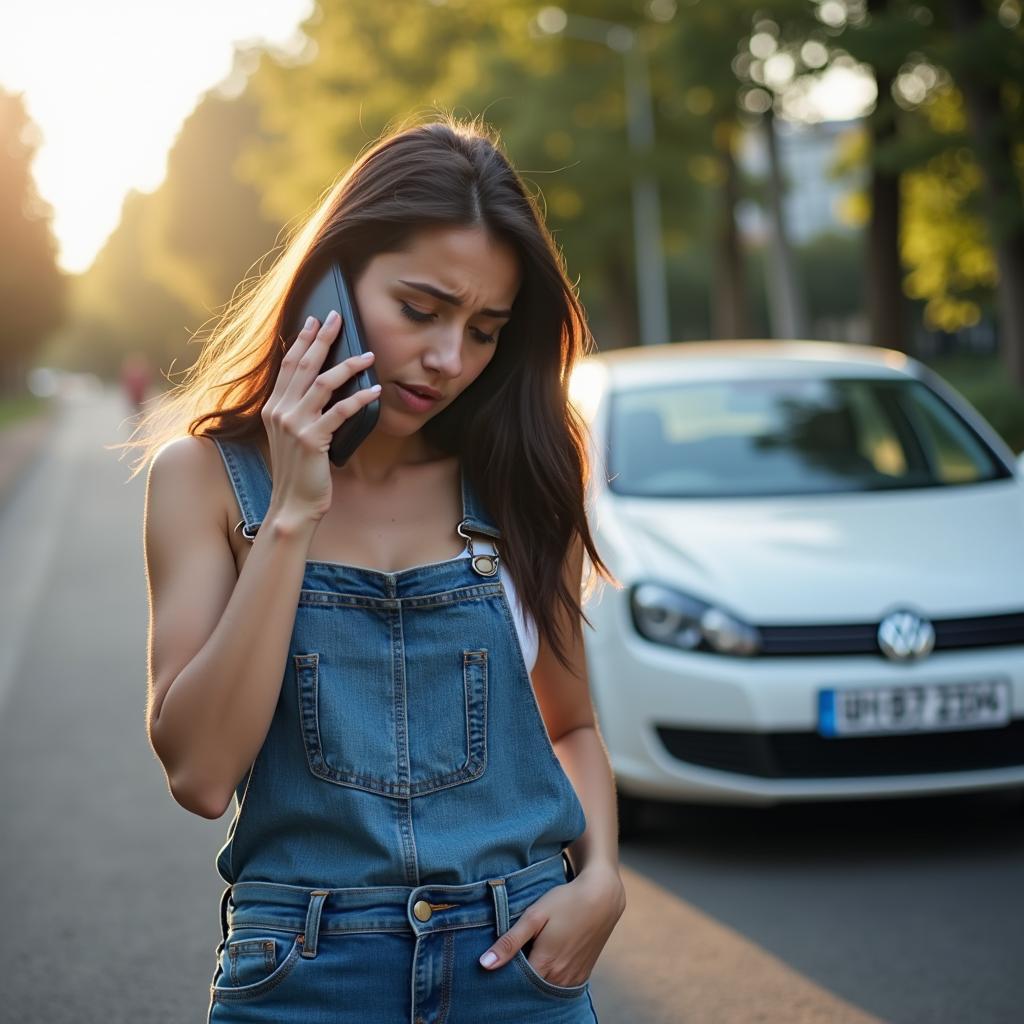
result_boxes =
[260,310,380,526]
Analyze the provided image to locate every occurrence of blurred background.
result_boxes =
[1,2,1022,1023]
[3,0,1024,446]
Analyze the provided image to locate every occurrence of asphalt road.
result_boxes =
[0,388,1020,1023]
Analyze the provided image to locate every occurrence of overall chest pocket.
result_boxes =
[294,647,489,797]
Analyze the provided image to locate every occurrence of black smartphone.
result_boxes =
[285,259,380,467]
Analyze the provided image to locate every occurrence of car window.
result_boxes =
[607,376,1009,498]
[898,383,999,484]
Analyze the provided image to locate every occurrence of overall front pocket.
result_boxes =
[513,944,591,1000]
[507,901,591,1000]
[294,648,488,797]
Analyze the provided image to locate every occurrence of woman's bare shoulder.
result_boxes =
[147,435,232,534]
[149,434,225,485]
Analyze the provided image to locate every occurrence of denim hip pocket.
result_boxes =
[211,928,305,1002]
[294,647,488,797]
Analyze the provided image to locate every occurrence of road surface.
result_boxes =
[0,389,1020,1022]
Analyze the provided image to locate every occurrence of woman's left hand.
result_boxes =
[478,863,626,987]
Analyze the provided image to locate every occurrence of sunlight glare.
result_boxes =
[0,0,314,274]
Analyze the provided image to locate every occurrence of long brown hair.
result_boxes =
[116,113,618,674]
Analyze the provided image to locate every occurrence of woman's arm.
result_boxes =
[478,533,626,984]
[145,436,318,819]
[532,533,621,880]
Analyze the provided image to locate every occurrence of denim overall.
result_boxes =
[206,438,599,1023]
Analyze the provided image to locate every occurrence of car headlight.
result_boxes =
[629,582,761,656]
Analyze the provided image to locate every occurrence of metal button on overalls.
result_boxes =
[413,900,433,922]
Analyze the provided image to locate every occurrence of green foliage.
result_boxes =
[144,83,283,316]
[239,0,506,220]
[0,393,51,430]
[796,231,866,319]
[901,86,1003,331]
[924,351,1024,453]
[237,0,700,346]
[44,189,196,381]
[24,0,1022,382]
[825,66,1016,335]
[0,88,66,394]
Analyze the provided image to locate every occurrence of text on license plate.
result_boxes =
[818,679,1011,737]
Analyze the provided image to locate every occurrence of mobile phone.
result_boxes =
[285,258,380,467]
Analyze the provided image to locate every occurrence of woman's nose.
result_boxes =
[423,331,465,377]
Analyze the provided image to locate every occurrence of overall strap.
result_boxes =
[458,465,502,542]
[210,436,272,541]
[212,434,502,548]
[458,465,504,578]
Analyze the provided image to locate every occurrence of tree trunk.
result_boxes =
[762,106,809,340]
[865,0,908,352]
[599,246,638,350]
[947,0,1024,389]
[712,125,751,339]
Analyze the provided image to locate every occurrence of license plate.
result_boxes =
[818,679,1011,737]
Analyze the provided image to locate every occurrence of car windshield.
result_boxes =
[607,375,1010,498]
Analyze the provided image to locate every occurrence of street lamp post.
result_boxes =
[532,8,671,347]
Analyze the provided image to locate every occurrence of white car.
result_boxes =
[570,340,1024,822]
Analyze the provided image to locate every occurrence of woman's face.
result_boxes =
[352,224,521,435]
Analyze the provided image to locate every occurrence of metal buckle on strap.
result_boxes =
[457,519,499,577]
[234,519,259,542]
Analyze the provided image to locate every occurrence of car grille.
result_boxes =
[655,721,1024,778]
[756,611,1024,656]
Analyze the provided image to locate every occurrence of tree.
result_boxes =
[240,0,703,348]
[840,0,931,352]
[0,88,66,393]
[842,0,1024,376]
[653,1,762,339]
[142,63,283,318]
[901,85,1000,331]
[943,0,1024,386]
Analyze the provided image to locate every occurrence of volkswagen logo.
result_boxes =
[877,610,935,661]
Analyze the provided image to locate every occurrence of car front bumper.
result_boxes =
[589,629,1024,806]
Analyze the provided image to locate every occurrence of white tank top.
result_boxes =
[457,538,538,673]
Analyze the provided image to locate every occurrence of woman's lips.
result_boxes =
[394,382,439,411]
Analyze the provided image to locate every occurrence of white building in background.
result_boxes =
[733,114,996,356]
[734,116,870,344]
[736,117,866,244]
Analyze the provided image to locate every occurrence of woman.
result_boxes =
[130,116,624,1022]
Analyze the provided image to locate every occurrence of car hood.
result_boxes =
[610,479,1024,621]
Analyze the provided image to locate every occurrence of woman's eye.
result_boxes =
[399,301,496,344]
[400,301,433,323]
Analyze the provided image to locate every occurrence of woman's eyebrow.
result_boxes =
[397,279,512,319]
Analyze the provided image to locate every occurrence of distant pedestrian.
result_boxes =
[120,353,151,414]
